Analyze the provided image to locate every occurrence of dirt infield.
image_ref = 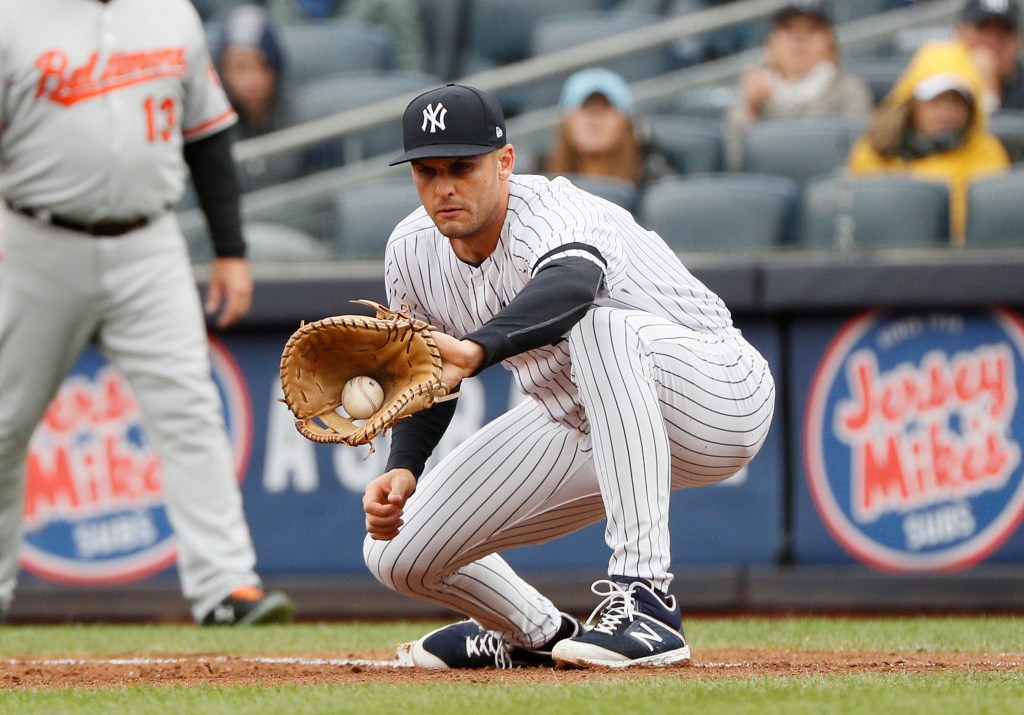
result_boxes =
[3,648,1022,689]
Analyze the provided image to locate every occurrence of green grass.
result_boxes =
[0,621,424,657]
[1,616,1022,714]
[4,673,1024,715]
[2,616,1022,656]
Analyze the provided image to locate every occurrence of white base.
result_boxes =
[395,640,451,669]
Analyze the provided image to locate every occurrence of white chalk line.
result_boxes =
[2,655,408,669]
[4,656,1019,670]
[5,655,745,669]
[10,656,898,670]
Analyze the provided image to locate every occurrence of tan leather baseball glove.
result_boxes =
[279,301,449,454]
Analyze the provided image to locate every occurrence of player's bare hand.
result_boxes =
[430,331,484,389]
[363,468,417,540]
[205,257,253,329]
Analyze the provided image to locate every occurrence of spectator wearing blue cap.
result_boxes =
[215,4,302,192]
[724,1,874,170]
[545,68,671,191]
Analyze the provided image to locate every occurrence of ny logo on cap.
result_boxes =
[421,102,447,133]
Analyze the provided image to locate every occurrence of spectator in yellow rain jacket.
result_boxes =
[847,41,1010,244]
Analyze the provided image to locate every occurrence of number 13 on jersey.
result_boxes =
[143,96,176,143]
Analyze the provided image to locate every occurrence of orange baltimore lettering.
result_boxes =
[34,47,187,106]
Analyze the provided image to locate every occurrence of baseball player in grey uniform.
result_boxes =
[0,0,292,626]
[362,84,776,668]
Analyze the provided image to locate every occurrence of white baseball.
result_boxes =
[342,376,385,420]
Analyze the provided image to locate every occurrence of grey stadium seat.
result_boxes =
[670,85,740,121]
[964,168,1024,246]
[644,115,724,175]
[989,110,1024,163]
[244,222,334,262]
[290,71,440,168]
[801,175,950,248]
[832,0,893,23]
[522,11,676,112]
[561,175,640,213]
[464,0,603,69]
[530,11,675,80]
[278,19,396,85]
[193,0,247,22]
[637,173,799,250]
[741,116,866,187]
[843,55,907,104]
[333,177,423,259]
[665,0,766,61]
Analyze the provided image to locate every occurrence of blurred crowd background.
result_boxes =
[181,0,1024,263]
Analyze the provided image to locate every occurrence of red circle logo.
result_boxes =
[804,309,1024,571]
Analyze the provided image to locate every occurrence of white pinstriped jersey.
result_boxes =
[385,173,736,428]
[0,0,236,222]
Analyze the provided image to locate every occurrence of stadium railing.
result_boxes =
[178,0,963,256]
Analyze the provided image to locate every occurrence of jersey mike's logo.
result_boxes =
[804,310,1024,571]
[21,338,251,584]
[35,47,187,106]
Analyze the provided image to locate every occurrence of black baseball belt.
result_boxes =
[4,199,165,237]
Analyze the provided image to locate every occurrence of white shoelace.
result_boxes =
[465,632,512,668]
[586,580,640,636]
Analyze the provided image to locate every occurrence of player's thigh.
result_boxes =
[98,227,218,417]
[365,399,596,571]
[641,320,775,485]
[0,219,100,429]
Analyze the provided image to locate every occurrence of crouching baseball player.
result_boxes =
[361,84,776,668]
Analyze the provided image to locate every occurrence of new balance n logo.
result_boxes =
[421,102,447,133]
[629,621,665,652]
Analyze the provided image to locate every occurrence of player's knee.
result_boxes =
[362,536,441,595]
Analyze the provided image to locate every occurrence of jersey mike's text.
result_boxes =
[835,345,1020,523]
[24,368,162,527]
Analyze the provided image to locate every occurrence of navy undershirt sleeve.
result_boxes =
[384,252,606,478]
[183,128,246,258]
[462,254,606,375]
[384,397,459,478]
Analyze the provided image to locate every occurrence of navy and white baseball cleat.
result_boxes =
[399,613,583,669]
[401,620,514,669]
[552,579,691,668]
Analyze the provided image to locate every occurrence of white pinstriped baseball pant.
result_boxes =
[364,307,775,648]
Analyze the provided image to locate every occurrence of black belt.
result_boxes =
[4,200,162,237]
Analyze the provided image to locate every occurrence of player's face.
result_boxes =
[410,146,514,257]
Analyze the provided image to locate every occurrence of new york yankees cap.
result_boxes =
[390,83,507,165]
